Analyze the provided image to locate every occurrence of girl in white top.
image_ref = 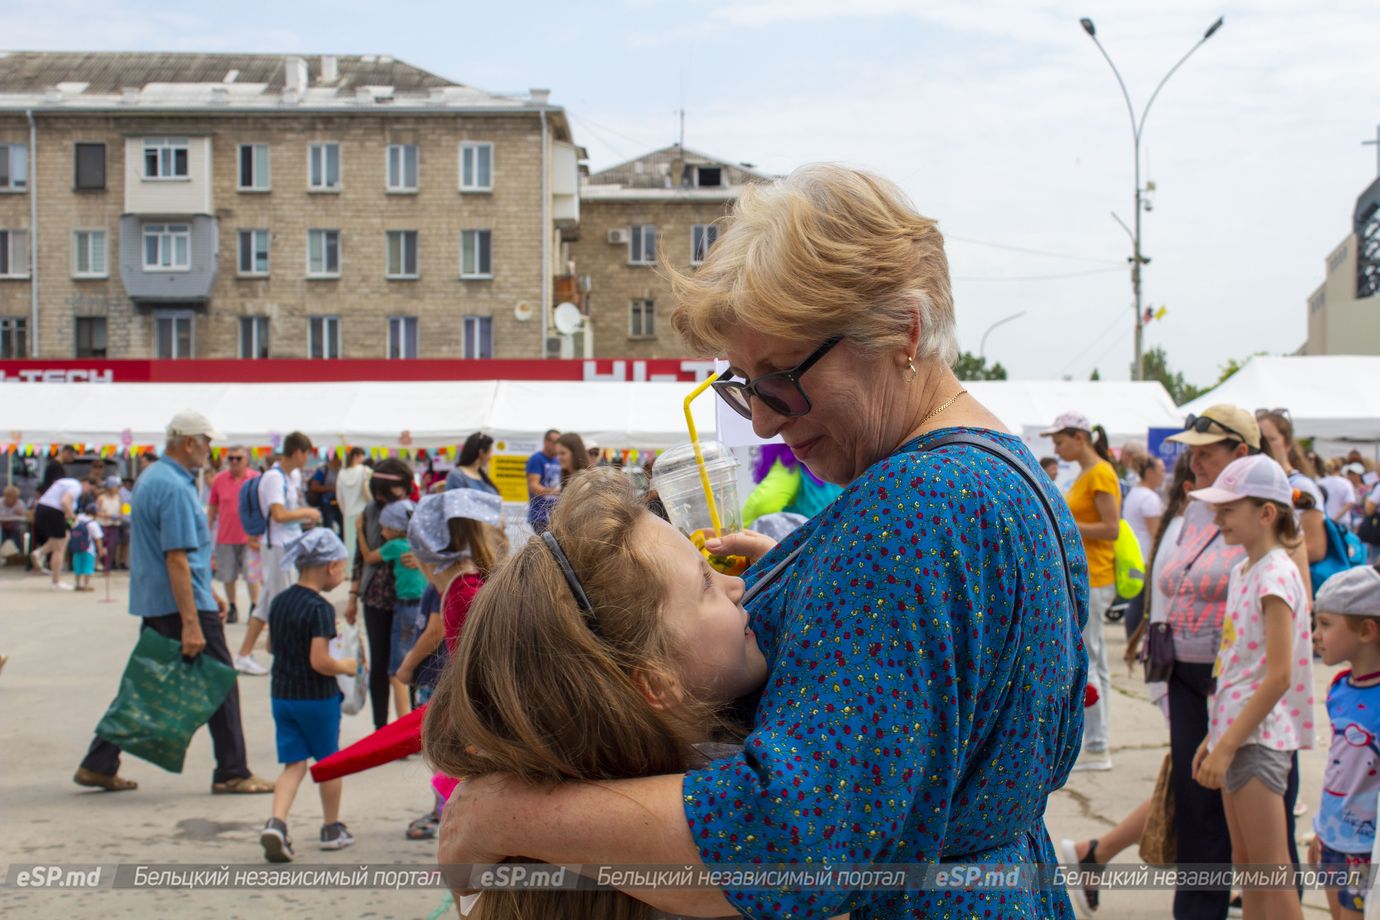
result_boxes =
[1123,454,1165,559]
[1190,454,1313,920]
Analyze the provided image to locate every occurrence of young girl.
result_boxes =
[395,489,503,841]
[377,500,426,720]
[1190,454,1314,920]
[423,468,768,920]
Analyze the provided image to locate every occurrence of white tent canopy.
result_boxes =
[1179,356,1380,453]
[4,378,1183,452]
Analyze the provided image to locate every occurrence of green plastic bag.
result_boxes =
[95,629,238,773]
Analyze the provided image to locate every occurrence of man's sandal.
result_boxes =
[73,768,138,792]
[212,775,275,794]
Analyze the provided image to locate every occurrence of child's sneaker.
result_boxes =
[260,817,294,863]
[320,821,355,851]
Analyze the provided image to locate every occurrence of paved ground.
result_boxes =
[0,566,1338,918]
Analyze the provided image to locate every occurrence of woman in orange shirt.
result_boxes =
[1045,411,1122,771]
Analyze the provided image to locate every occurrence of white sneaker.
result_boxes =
[51,581,75,591]
[235,654,268,676]
[1069,750,1113,772]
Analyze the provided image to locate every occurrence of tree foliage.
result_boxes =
[1142,345,1206,405]
[953,351,1008,381]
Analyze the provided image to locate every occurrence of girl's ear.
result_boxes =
[631,668,683,712]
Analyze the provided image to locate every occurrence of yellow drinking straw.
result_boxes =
[683,372,724,538]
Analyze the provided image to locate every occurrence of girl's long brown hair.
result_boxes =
[423,468,716,920]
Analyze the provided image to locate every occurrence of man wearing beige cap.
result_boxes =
[75,411,274,794]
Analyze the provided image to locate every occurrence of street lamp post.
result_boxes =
[1079,15,1223,381]
[979,310,1027,361]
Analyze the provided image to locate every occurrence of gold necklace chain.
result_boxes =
[919,389,967,427]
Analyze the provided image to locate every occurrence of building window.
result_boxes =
[459,142,493,192]
[154,311,194,359]
[388,316,419,359]
[307,229,340,277]
[387,144,418,192]
[0,317,27,358]
[73,230,108,278]
[143,224,191,271]
[460,230,492,278]
[74,143,106,191]
[0,230,30,278]
[629,225,657,265]
[0,144,29,191]
[237,230,270,276]
[75,317,107,358]
[629,299,656,338]
[309,315,342,359]
[308,143,341,190]
[462,315,493,359]
[693,165,722,188]
[238,143,271,190]
[239,316,270,359]
[143,138,189,180]
[691,224,719,265]
[386,230,419,278]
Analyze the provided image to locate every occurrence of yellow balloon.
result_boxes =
[121,503,132,516]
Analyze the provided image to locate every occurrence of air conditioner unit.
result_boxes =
[607,228,629,245]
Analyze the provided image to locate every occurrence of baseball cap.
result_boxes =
[1188,454,1292,506]
[1343,462,1366,476]
[166,410,226,442]
[1168,404,1261,450]
[1040,411,1091,437]
[1314,565,1380,617]
[104,475,121,489]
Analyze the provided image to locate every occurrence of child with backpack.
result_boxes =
[259,528,357,863]
[68,507,104,593]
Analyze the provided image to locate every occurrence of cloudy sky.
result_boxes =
[11,0,1379,384]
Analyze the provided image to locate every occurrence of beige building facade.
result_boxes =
[0,52,579,360]
[1303,177,1380,356]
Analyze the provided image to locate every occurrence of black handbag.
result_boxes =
[1359,510,1380,547]
[1142,622,1175,683]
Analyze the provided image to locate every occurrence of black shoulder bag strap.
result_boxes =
[923,432,1079,610]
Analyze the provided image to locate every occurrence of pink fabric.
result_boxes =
[432,773,460,805]
[209,468,258,545]
[1209,547,1315,752]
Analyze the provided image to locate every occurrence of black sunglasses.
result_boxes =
[1183,413,1251,445]
[712,337,843,421]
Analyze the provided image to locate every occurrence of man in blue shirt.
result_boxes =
[525,428,562,533]
[75,411,274,795]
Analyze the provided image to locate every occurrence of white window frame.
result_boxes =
[72,229,108,278]
[388,316,419,359]
[142,137,189,180]
[459,142,493,192]
[237,143,271,191]
[691,224,719,265]
[460,229,492,279]
[692,165,723,188]
[461,315,493,359]
[0,144,29,192]
[629,224,657,265]
[153,310,195,359]
[386,230,419,279]
[306,229,341,278]
[307,142,341,191]
[0,316,27,358]
[308,315,343,359]
[237,229,271,277]
[239,315,270,359]
[628,299,656,339]
[0,229,29,278]
[386,144,419,192]
[142,223,191,272]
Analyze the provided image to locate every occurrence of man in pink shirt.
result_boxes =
[207,446,259,626]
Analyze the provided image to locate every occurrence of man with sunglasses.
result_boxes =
[208,446,260,625]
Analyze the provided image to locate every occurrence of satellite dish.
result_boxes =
[513,302,533,322]
[553,302,582,335]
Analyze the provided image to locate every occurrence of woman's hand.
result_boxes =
[703,530,777,566]
[438,775,514,893]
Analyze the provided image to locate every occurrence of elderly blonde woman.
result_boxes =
[437,165,1088,918]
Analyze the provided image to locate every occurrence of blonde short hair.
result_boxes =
[668,163,958,364]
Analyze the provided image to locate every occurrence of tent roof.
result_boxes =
[1179,356,1380,445]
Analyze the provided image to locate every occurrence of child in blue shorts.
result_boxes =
[1311,565,1380,919]
[260,528,358,863]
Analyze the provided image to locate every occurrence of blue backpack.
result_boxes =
[238,472,273,540]
[68,521,92,554]
[1310,516,1368,598]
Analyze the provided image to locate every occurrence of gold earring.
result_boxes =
[907,357,918,381]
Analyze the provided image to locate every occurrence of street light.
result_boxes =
[979,310,1027,361]
[1079,15,1223,380]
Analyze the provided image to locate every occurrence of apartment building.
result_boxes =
[568,145,766,359]
[0,51,580,360]
[1302,175,1380,356]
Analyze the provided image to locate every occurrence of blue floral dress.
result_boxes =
[682,428,1089,918]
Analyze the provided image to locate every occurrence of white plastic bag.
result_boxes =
[330,620,369,716]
